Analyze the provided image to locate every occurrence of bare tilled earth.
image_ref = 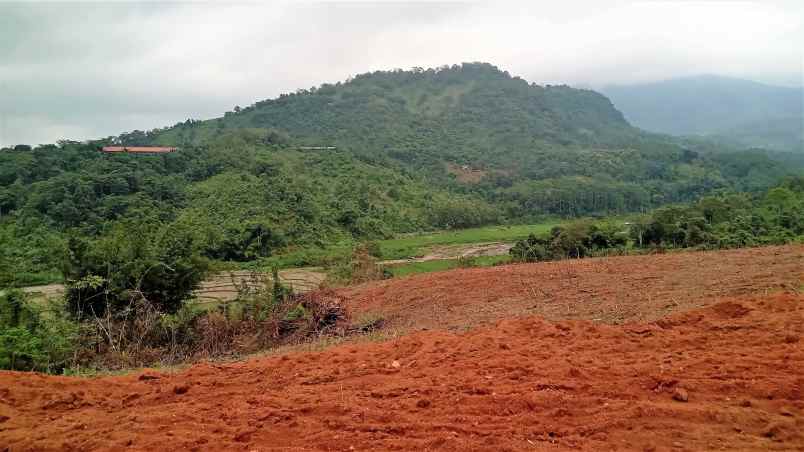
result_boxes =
[343,245,804,331]
[1,245,802,451]
[1,292,802,451]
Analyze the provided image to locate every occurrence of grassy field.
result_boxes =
[387,255,512,277]
[9,223,562,293]
[377,222,559,260]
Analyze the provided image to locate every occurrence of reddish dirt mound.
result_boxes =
[1,292,802,451]
[344,245,804,331]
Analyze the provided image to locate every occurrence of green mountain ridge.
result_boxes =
[2,63,803,286]
[144,63,638,173]
[140,63,801,204]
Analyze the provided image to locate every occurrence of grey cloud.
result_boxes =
[1,1,802,146]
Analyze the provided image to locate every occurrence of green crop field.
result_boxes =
[377,222,560,260]
[387,255,512,277]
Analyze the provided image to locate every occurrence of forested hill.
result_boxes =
[139,63,802,205]
[2,63,803,286]
[150,63,635,166]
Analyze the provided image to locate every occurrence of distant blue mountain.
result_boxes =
[601,75,803,151]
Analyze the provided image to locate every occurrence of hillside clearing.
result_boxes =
[1,289,801,451]
[0,246,802,450]
[343,244,804,331]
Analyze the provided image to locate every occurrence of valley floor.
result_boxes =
[1,245,802,451]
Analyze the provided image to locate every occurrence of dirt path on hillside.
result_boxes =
[1,291,802,451]
[344,245,804,331]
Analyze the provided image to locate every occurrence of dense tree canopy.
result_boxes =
[1,63,802,288]
[511,176,804,263]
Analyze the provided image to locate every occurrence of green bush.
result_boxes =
[511,220,630,262]
[0,290,78,372]
[62,219,209,318]
[509,233,551,262]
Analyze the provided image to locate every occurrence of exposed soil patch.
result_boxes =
[2,246,802,451]
[18,284,65,298]
[445,162,487,183]
[1,292,801,451]
[346,245,803,331]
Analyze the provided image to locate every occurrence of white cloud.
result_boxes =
[1,1,802,146]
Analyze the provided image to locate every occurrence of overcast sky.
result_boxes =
[1,1,802,147]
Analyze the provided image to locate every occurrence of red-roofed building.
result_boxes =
[101,146,177,155]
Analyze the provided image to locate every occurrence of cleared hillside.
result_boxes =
[1,297,801,451]
[342,245,804,331]
[1,246,802,451]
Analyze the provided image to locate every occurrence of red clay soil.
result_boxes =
[1,292,802,451]
[342,245,804,331]
[2,246,803,451]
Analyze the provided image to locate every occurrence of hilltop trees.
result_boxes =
[154,63,801,220]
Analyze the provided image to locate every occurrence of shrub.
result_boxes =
[511,220,630,263]
[325,243,390,285]
[548,222,592,258]
[509,233,550,262]
[63,219,209,318]
[0,289,78,372]
[456,255,478,268]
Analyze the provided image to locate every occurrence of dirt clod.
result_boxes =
[672,388,689,402]
[234,429,255,443]
[763,423,784,439]
[172,384,190,395]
